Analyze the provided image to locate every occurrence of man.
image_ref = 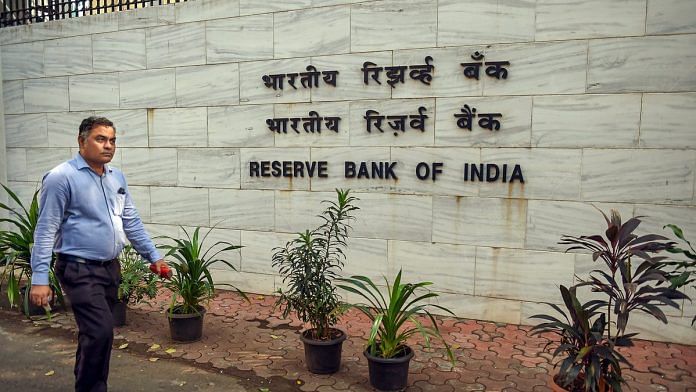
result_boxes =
[30,116,168,392]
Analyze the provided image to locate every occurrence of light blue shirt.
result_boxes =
[30,154,161,285]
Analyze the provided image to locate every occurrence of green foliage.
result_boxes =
[157,226,245,315]
[663,224,696,324]
[337,269,455,365]
[533,209,688,391]
[117,245,158,305]
[272,189,359,340]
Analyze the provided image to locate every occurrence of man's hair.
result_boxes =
[78,116,115,141]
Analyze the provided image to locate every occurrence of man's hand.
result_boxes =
[30,285,52,307]
[152,259,169,275]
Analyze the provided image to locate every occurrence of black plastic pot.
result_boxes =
[113,300,127,327]
[364,345,415,391]
[20,286,55,316]
[299,328,347,374]
[167,307,206,342]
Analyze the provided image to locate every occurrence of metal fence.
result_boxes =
[1,0,188,28]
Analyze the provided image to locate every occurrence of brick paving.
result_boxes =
[22,289,696,391]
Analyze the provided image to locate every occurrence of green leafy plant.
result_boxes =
[663,224,695,324]
[532,209,687,391]
[272,189,359,340]
[337,269,456,364]
[157,226,246,315]
[117,245,158,305]
[0,185,63,314]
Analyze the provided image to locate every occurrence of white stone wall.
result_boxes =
[1,0,695,343]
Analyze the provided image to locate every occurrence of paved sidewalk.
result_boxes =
[10,289,696,391]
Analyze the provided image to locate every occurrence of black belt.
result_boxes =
[57,253,116,266]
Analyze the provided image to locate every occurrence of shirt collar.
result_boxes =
[73,153,112,174]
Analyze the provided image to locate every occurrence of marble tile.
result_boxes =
[436,96,532,147]
[348,99,435,146]
[634,205,696,244]
[6,181,40,209]
[144,223,181,248]
[536,0,646,40]
[525,200,634,252]
[239,58,312,104]
[581,149,695,203]
[274,6,350,58]
[273,190,327,233]
[342,238,389,283]
[118,183,149,223]
[388,240,475,295]
[640,93,696,148]
[351,192,432,241]
[241,230,294,274]
[47,111,94,147]
[479,148,582,200]
[209,189,275,231]
[25,148,72,182]
[647,0,696,34]
[119,68,176,109]
[532,94,641,147]
[149,108,207,147]
[520,301,563,326]
[351,0,436,51]
[308,147,393,193]
[432,293,522,324]
[273,101,350,147]
[24,77,69,113]
[44,36,92,77]
[3,80,24,114]
[626,313,696,345]
[146,22,206,68]
[392,47,484,99]
[177,148,240,188]
[206,14,273,64]
[118,5,176,30]
[484,41,588,95]
[4,114,48,148]
[310,52,393,102]
[181,226,242,270]
[1,42,44,80]
[175,0,240,23]
[69,73,120,111]
[475,247,575,302]
[390,147,481,196]
[150,186,209,227]
[101,109,149,147]
[240,0,364,15]
[208,105,275,147]
[432,196,527,247]
[29,12,118,42]
[0,24,31,46]
[176,63,239,107]
[240,147,311,190]
[120,148,178,186]
[588,35,696,93]
[92,29,147,72]
[438,0,535,46]
[6,149,27,182]
[210,270,276,295]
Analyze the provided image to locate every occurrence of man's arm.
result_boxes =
[31,171,69,285]
[120,187,163,264]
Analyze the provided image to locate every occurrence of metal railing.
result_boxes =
[1,0,188,28]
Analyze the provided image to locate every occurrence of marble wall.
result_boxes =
[1,0,695,343]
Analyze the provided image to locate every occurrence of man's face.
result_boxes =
[79,125,116,167]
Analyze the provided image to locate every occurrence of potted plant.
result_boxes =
[663,224,695,324]
[532,209,687,391]
[114,245,159,326]
[337,269,456,391]
[0,185,63,316]
[158,226,245,342]
[271,189,359,374]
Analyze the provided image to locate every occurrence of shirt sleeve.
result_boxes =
[121,186,161,263]
[31,171,70,285]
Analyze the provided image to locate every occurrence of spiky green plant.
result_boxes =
[337,269,456,364]
[117,245,158,305]
[158,226,246,315]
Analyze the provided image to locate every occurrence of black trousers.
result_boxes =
[55,258,120,392]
